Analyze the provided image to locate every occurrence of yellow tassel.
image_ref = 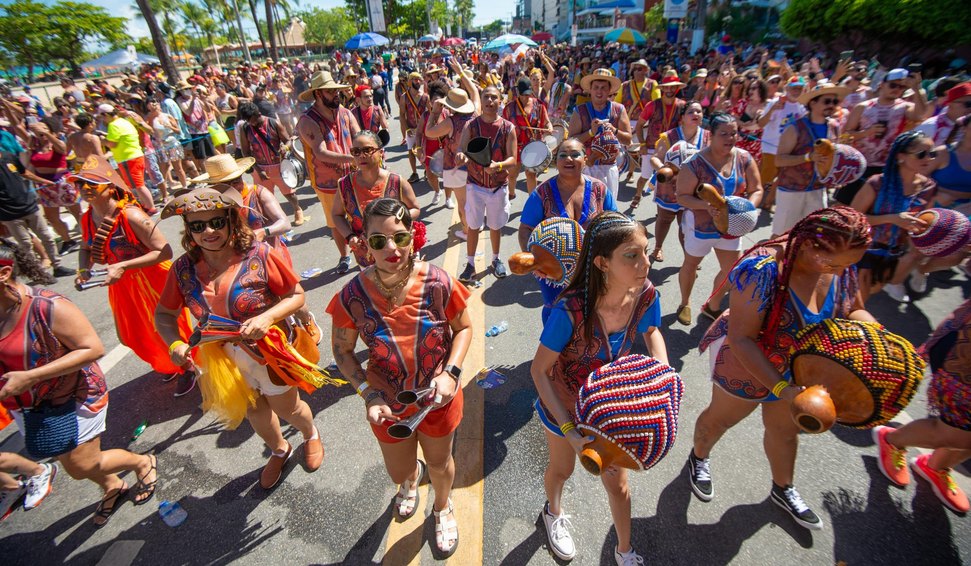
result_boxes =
[196,342,258,429]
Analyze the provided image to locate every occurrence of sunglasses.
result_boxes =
[186,215,229,233]
[350,146,381,157]
[816,97,840,106]
[80,181,110,192]
[367,231,413,250]
[556,151,584,160]
[907,149,937,160]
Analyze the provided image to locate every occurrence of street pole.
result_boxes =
[230,0,252,63]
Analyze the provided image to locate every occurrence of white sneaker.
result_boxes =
[614,546,645,566]
[23,463,56,510]
[0,485,26,521]
[884,283,910,303]
[445,196,456,209]
[909,271,928,294]
[541,502,576,560]
[454,229,467,241]
[430,191,442,206]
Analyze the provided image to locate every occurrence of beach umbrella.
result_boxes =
[531,32,553,42]
[604,27,646,46]
[482,34,538,52]
[345,32,390,50]
[418,35,438,43]
[442,37,465,46]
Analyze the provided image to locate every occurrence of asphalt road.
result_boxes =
[2,88,970,566]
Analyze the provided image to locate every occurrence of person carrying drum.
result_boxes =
[328,198,472,559]
[635,71,686,203]
[616,59,657,184]
[454,86,517,284]
[568,69,633,203]
[399,72,429,184]
[414,81,447,212]
[872,297,971,514]
[351,85,389,137]
[529,212,666,566]
[503,78,553,194]
[689,206,875,532]
[238,102,307,227]
[296,71,360,274]
[425,86,479,236]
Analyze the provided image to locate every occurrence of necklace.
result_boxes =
[372,259,414,313]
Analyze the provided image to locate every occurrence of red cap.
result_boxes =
[354,84,371,98]
[945,81,971,106]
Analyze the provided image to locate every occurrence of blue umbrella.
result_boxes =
[418,34,438,43]
[345,32,390,50]
[482,34,538,52]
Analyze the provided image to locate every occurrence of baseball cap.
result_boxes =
[944,81,971,105]
[882,68,909,84]
[786,76,806,88]
[96,103,115,115]
[516,78,533,96]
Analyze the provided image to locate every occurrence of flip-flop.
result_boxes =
[394,459,425,520]
[133,454,158,506]
[93,484,129,527]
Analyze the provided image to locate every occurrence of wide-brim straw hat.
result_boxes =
[160,186,244,220]
[659,70,685,88]
[797,81,851,105]
[630,59,650,70]
[442,88,475,113]
[424,65,445,76]
[191,154,256,183]
[298,71,350,102]
[580,68,622,94]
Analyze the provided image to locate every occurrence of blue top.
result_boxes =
[540,291,663,359]
[0,130,24,154]
[521,178,618,229]
[161,97,190,138]
[932,147,971,195]
[789,277,837,325]
[807,119,828,142]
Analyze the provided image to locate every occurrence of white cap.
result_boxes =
[882,68,909,84]
[96,103,115,115]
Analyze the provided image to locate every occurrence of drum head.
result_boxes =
[292,138,305,160]
[521,141,549,169]
[281,159,298,188]
[552,123,567,145]
[616,150,628,175]
[544,135,559,150]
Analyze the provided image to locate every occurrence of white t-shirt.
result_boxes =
[760,96,807,155]
[915,113,956,146]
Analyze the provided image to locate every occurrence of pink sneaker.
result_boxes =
[912,454,970,514]
[872,426,910,486]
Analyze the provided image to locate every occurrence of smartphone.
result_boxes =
[907,62,923,74]
[839,50,854,61]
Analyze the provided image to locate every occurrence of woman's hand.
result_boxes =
[430,373,459,408]
[0,371,34,399]
[104,263,126,285]
[565,428,594,456]
[239,313,274,341]
[366,398,398,426]
[895,212,928,232]
[169,343,191,366]
[779,384,806,403]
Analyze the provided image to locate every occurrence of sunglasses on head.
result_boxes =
[367,231,412,250]
[186,215,229,233]
[350,146,380,157]
[907,149,937,160]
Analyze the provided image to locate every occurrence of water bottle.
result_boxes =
[159,500,187,527]
[486,321,509,337]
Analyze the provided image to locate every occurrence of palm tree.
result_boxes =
[247,0,268,55]
[134,0,181,83]
[264,0,278,61]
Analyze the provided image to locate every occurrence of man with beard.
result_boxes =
[455,86,517,284]
[772,81,849,236]
[569,69,633,202]
[296,71,360,274]
[636,71,686,200]
[399,72,429,183]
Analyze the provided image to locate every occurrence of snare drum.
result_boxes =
[281,156,307,189]
[616,148,629,175]
[291,137,305,160]
[521,141,552,174]
[551,119,569,147]
[544,134,559,150]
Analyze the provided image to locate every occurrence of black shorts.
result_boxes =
[834,165,882,206]
[189,135,216,160]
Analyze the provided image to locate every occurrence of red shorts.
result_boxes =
[370,386,464,444]
[117,156,146,190]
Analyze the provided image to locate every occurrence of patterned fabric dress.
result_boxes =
[81,204,191,374]
[920,298,971,431]
[336,172,402,266]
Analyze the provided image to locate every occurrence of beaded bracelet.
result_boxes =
[559,421,576,435]
[771,380,789,398]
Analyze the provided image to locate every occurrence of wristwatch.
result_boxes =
[444,364,462,382]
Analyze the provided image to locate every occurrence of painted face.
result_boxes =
[555,140,586,173]
[365,213,413,270]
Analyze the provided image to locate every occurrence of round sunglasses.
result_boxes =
[186,215,229,233]
[367,231,413,250]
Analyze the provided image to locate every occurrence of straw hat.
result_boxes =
[424,65,445,76]
[630,59,650,71]
[191,154,256,183]
[797,80,851,105]
[580,68,622,94]
[66,154,130,190]
[441,88,475,113]
[176,80,192,91]
[161,186,244,220]
[659,70,685,88]
[298,71,350,102]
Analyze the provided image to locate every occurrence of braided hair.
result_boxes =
[871,129,928,248]
[558,212,646,341]
[712,206,871,345]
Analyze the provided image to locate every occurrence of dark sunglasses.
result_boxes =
[907,149,937,160]
[350,146,380,157]
[186,215,229,233]
[367,231,412,250]
[80,181,110,192]
[816,97,840,106]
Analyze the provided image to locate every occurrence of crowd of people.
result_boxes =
[0,36,969,565]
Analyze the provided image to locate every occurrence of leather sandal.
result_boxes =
[93,483,129,527]
[433,497,459,558]
[394,459,425,520]
[133,454,158,505]
[650,249,664,262]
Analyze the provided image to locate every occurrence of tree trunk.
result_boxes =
[265,0,278,61]
[248,0,268,55]
[135,0,181,83]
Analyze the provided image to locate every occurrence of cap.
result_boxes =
[882,68,909,84]
[96,103,115,115]
[516,77,533,96]
[945,81,971,106]
[786,76,806,88]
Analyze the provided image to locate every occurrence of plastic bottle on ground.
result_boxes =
[159,500,188,527]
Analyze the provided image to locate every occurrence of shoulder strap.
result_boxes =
[89,207,122,267]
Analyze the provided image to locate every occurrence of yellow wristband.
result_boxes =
[559,421,576,435]
[498,162,503,172]
[771,380,789,398]
[356,382,370,397]
[168,340,187,355]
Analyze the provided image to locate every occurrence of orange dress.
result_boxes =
[82,204,192,375]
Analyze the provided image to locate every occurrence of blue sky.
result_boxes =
[80,0,511,38]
